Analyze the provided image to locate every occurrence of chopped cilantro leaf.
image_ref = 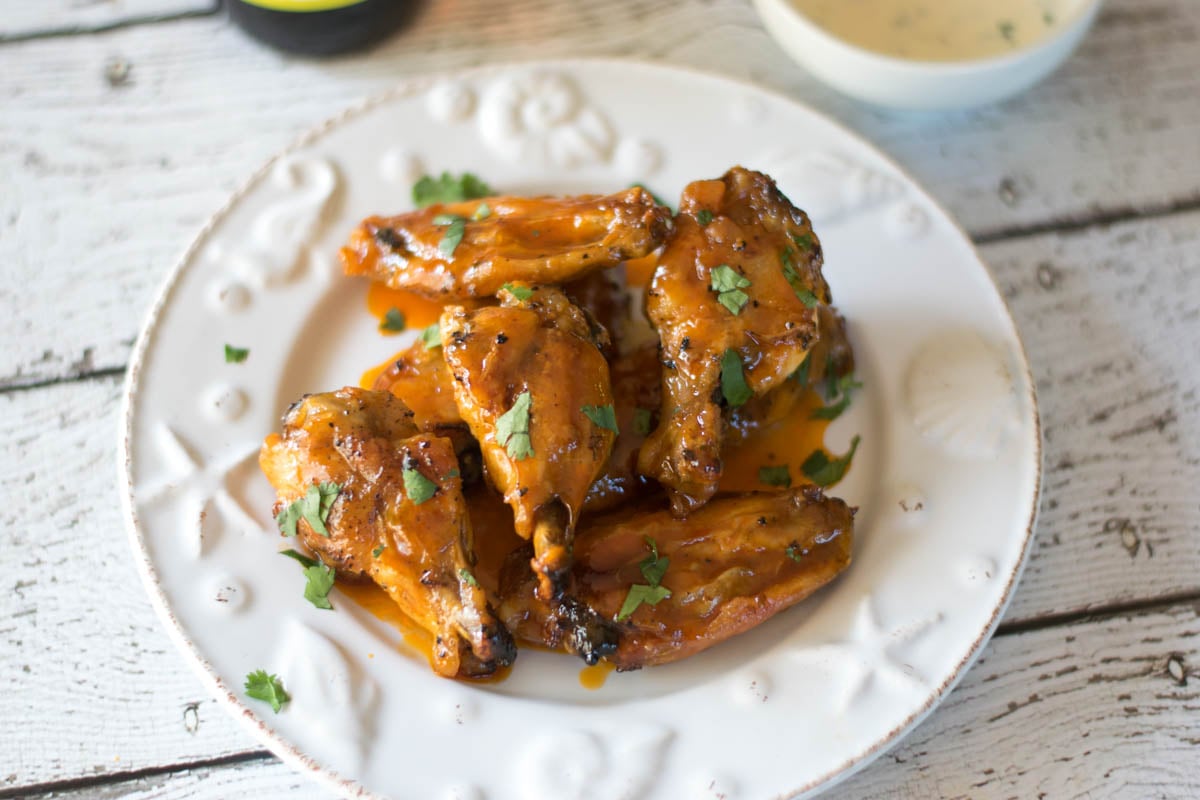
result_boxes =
[372,543,386,558]
[790,353,812,387]
[998,20,1016,42]
[402,467,438,505]
[758,465,792,488]
[719,349,753,407]
[792,232,815,251]
[801,435,861,487]
[496,390,534,460]
[616,584,672,621]
[811,373,862,421]
[794,288,819,308]
[419,323,442,350]
[379,307,406,333]
[459,568,480,588]
[275,482,340,538]
[697,209,714,226]
[639,536,669,586]
[786,542,804,563]
[244,670,289,713]
[224,344,249,363]
[279,549,334,609]
[279,548,317,568]
[781,247,819,307]
[630,182,669,208]
[502,282,534,301]
[633,407,653,437]
[434,215,466,259]
[582,404,619,434]
[412,172,492,208]
[710,264,752,315]
[472,202,491,220]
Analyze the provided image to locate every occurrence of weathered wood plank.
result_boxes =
[2,0,1200,386]
[0,1,216,42]
[24,601,1200,799]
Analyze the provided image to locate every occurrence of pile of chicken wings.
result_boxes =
[260,167,857,679]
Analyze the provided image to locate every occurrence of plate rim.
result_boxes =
[117,56,1043,800]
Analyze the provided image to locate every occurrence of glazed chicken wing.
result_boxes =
[341,187,672,299]
[259,387,516,678]
[371,336,472,453]
[440,286,617,600]
[499,486,854,669]
[639,167,831,516]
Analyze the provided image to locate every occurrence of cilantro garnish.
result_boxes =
[758,465,792,488]
[279,549,335,610]
[616,537,672,621]
[710,264,752,316]
[811,373,862,421]
[496,390,534,460]
[630,182,669,208]
[786,542,804,563]
[411,172,492,208]
[633,407,653,437]
[998,20,1016,42]
[790,353,812,386]
[697,209,714,226]
[801,435,861,487]
[719,349,753,407]
[275,482,340,538]
[434,214,466,258]
[472,202,491,221]
[582,403,619,434]
[459,568,480,588]
[419,323,442,350]
[379,307,406,333]
[502,282,534,301]
[244,670,289,713]
[224,344,249,363]
[781,247,819,307]
[402,467,438,505]
[792,232,815,252]
[372,543,386,558]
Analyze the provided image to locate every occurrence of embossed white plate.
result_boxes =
[120,60,1040,799]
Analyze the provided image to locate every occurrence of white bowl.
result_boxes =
[751,0,1104,110]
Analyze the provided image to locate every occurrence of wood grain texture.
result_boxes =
[24,601,1200,800]
[2,0,1200,387]
[0,1,216,42]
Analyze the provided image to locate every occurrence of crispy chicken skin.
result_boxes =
[440,286,617,600]
[371,336,472,452]
[499,486,854,669]
[259,387,516,678]
[340,187,672,299]
[639,167,831,516]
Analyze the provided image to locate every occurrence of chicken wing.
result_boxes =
[499,486,854,669]
[638,167,831,516]
[440,285,617,600]
[341,187,672,299]
[371,336,472,452]
[259,387,516,678]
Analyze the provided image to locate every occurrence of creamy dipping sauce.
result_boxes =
[794,0,1080,61]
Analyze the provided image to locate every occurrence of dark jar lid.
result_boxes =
[228,0,419,56]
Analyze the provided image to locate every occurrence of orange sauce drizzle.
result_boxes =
[366,281,444,330]
[579,660,617,690]
[719,387,833,493]
[623,254,658,288]
[359,350,404,391]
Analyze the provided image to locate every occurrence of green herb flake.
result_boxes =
[420,323,442,350]
[279,548,317,568]
[785,542,804,563]
[710,264,752,316]
[275,482,340,538]
[639,536,670,586]
[244,670,289,714]
[630,182,669,208]
[434,214,467,259]
[279,549,335,609]
[379,307,406,333]
[616,584,672,621]
[459,568,480,588]
[633,407,653,437]
[811,373,863,421]
[502,282,534,301]
[582,403,619,434]
[224,344,249,364]
[758,465,792,488]
[801,435,862,487]
[781,247,819,307]
[790,353,812,387]
[792,232,815,252]
[372,543,386,558]
[496,390,534,460]
[998,20,1016,42]
[472,202,491,221]
[719,348,753,408]
[794,288,819,308]
[402,467,438,505]
[412,172,492,208]
[696,209,714,226]
[1043,11,1055,25]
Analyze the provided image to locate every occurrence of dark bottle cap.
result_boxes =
[228,0,418,56]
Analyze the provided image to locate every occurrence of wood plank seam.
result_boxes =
[0,5,221,46]
[972,192,1200,245]
[995,589,1200,637]
[0,365,126,395]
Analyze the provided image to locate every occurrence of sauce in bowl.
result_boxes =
[793,0,1083,61]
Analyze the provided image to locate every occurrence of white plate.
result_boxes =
[120,60,1040,799]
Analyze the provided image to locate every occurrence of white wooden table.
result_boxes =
[4,1,1199,797]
